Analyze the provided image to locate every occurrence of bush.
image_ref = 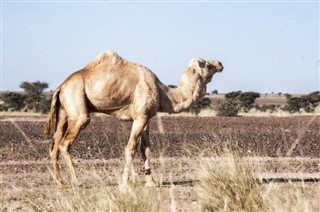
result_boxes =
[0,81,51,113]
[216,91,260,116]
[256,104,276,113]
[285,91,320,113]
[190,97,211,115]
[216,99,240,117]
[38,96,52,113]
[238,92,260,112]
[211,90,218,95]
[0,92,26,111]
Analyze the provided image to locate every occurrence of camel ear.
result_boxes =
[189,58,205,69]
[207,63,214,70]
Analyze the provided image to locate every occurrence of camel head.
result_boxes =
[188,58,224,84]
[178,58,223,101]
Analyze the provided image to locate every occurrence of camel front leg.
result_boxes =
[140,123,156,186]
[123,116,148,186]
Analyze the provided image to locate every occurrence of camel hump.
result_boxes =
[85,50,123,69]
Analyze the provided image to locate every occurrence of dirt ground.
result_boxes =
[0,115,319,211]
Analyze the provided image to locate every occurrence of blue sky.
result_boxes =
[1,1,319,94]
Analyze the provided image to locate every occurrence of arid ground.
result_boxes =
[0,114,319,211]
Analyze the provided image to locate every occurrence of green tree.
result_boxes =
[216,91,260,116]
[211,90,218,95]
[225,91,242,100]
[216,91,241,117]
[20,81,49,112]
[238,92,260,112]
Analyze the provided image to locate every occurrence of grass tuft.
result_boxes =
[197,153,265,211]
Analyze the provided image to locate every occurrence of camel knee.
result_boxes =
[125,147,135,160]
[59,145,70,156]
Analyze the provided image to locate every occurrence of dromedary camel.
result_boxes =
[44,50,223,187]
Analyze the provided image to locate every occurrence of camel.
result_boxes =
[44,50,223,187]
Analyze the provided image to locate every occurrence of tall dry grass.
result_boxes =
[5,153,320,211]
[196,151,319,212]
[197,154,265,211]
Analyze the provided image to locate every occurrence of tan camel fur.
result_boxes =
[44,50,223,187]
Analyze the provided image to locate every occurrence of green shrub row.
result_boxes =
[0,81,51,113]
[216,91,320,116]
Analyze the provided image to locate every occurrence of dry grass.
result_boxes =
[240,107,320,117]
[196,152,320,212]
[197,154,265,211]
[0,111,45,117]
[23,173,163,212]
[1,155,319,211]
[264,182,320,212]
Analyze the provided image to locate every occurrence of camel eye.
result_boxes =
[207,64,214,69]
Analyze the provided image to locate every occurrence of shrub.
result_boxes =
[0,92,26,111]
[216,99,240,117]
[238,92,260,112]
[256,104,277,113]
[190,97,211,115]
[216,91,260,116]
[285,91,320,113]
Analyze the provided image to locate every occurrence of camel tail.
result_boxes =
[44,87,61,137]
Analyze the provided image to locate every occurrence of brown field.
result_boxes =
[0,114,319,211]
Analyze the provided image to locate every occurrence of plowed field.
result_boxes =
[1,115,319,211]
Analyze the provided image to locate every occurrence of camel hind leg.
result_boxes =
[56,78,90,186]
[49,107,67,187]
[59,114,90,186]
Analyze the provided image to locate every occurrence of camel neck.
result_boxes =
[158,83,200,114]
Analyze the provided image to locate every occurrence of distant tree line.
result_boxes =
[1,82,319,117]
[0,81,51,113]
[216,90,320,116]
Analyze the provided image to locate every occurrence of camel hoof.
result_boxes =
[145,181,157,187]
[145,175,157,187]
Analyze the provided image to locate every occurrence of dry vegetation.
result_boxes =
[0,114,319,211]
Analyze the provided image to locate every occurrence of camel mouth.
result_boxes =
[215,65,224,73]
[217,67,223,72]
